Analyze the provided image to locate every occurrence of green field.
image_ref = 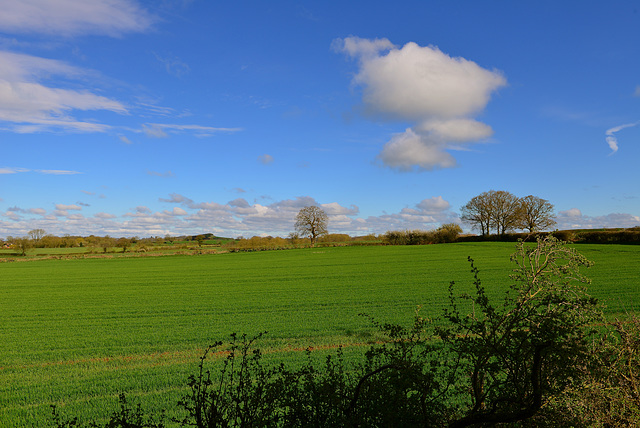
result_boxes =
[1,243,639,426]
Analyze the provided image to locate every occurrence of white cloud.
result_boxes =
[55,204,82,211]
[333,36,396,59]
[416,196,450,213]
[0,51,127,133]
[635,85,640,97]
[95,212,117,219]
[258,154,274,165]
[415,119,494,143]
[559,208,582,218]
[376,128,456,171]
[29,208,46,215]
[336,37,506,171]
[172,207,187,216]
[0,0,154,37]
[320,202,359,216]
[605,122,638,154]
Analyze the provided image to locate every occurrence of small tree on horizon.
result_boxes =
[295,206,328,246]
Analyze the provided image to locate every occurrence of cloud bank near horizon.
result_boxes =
[0,194,458,238]
[3,191,638,239]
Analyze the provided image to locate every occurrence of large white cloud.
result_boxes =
[336,36,506,171]
[0,0,154,37]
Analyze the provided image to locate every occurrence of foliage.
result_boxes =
[439,236,601,425]
[573,229,640,244]
[553,312,640,426]
[13,236,32,255]
[383,224,462,245]
[50,394,166,428]
[225,235,291,251]
[175,332,286,427]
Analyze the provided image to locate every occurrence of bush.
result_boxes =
[384,225,462,246]
[574,229,640,244]
[553,313,640,426]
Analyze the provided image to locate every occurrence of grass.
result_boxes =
[1,243,638,426]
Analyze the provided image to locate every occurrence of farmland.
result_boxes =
[1,243,639,426]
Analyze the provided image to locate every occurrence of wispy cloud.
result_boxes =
[0,51,127,133]
[37,169,82,175]
[258,154,274,165]
[0,0,154,37]
[147,170,175,178]
[0,167,80,174]
[142,123,242,138]
[153,52,190,78]
[605,122,638,154]
[0,167,29,174]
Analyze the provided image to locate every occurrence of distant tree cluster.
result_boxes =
[460,191,556,236]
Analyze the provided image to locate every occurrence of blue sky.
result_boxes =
[1,0,639,238]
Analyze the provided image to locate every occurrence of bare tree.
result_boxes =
[295,206,328,246]
[518,195,556,232]
[462,190,532,236]
[28,229,47,247]
[460,191,494,236]
[490,190,521,235]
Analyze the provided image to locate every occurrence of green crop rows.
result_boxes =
[1,243,638,426]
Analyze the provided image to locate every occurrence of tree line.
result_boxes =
[460,190,556,236]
